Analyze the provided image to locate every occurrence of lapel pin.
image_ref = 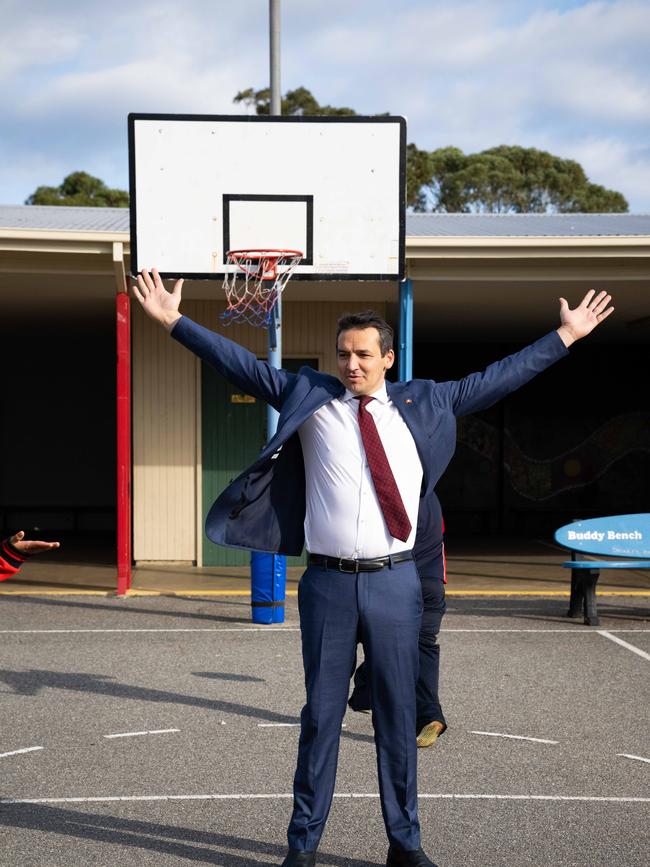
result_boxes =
[405,398,413,405]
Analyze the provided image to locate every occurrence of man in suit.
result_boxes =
[134,268,612,867]
[349,491,448,749]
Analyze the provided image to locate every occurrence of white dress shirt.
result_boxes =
[298,382,423,559]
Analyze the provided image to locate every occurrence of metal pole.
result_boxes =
[269,0,281,116]
[250,0,286,625]
[399,278,413,381]
[268,0,282,438]
[116,291,132,595]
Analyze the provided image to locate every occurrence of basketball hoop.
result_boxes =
[221,249,303,327]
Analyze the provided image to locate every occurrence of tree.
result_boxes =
[234,86,628,214]
[234,86,358,117]
[414,144,628,214]
[25,171,129,207]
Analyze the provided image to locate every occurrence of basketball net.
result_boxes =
[221,249,302,328]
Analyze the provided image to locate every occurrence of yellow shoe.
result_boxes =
[416,720,446,748]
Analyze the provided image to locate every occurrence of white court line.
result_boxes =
[103,729,179,739]
[470,731,558,745]
[0,746,44,759]
[1,627,647,635]
[0,626,300,634]
[618,753,650,765]
[598,631,650,661]
[1,792,648,805]
[257,724,347,728]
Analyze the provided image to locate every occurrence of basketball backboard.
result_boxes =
[128,113,406,281]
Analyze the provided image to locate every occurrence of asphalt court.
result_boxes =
[0,595,648,866]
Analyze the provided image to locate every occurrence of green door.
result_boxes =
[201,357,318,566]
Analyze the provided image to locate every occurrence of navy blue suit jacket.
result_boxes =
[172,317,569,556]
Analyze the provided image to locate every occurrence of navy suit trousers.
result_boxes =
[288,560,423,851]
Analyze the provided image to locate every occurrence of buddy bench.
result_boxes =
[554,514,650,626]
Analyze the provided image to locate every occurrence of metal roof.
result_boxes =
[0,205,129,232]
[406,212,650,237]
[1,204,649,237]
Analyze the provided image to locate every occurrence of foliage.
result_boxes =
[413,144,628,213]
[25,171,129,207]
[235,87,628,214]
[234,86,358,117]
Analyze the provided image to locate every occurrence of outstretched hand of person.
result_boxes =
[132,268,184,332]
[10,530,60,556]
[557,289,614,347]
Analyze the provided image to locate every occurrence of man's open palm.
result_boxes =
[559,289,614,341]
[133,268,184,330]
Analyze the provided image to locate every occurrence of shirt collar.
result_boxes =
[341,382,389,404]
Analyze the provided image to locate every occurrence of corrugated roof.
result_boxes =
[407,212,650,237]
[1,204,649,237]
[0,205,129,232]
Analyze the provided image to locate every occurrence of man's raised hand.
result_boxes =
[132,268,184,332]
[557,289,614,347]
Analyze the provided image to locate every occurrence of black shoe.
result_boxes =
[386,846,439,867]
[347,693,371,715]
[281,849,317,867]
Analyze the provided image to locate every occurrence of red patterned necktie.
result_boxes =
[356,395,412,542]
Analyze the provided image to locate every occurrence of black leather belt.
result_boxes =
[307,551,413,573]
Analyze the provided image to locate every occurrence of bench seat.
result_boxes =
[562,560,650,569]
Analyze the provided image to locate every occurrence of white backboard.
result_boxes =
[128,113,406,281]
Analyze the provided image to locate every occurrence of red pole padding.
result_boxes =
[116,292,132,595]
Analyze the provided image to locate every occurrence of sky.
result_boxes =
[1,0,649,211]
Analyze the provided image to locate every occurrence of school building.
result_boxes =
[1,205,649,590]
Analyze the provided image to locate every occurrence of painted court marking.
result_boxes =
[0,746,44,759]
[617,754,650,765]
[470,731,558,745]
[258,723,347,729]
[598,630,650,661]
[0,627,301,635]
[103,729,180,739]
[1,627,648,635]
[1,792,648,806]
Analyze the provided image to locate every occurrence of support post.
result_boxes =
[250,0,286,622]
[399,278,413,381]
[115,243,132,595]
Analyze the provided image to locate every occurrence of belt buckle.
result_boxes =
[338,557,358,574]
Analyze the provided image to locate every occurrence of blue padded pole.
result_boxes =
[399,278,413,381]
[250,297,287,625]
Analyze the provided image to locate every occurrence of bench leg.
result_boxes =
[581,569,600,626]
[567,570,583,618]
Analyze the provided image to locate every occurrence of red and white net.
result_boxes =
[221,249,303,327]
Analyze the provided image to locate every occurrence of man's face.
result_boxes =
[337,327,395,396]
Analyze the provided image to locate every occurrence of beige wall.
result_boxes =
[133,299,386,562]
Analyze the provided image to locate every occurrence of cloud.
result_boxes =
[1,0,649,210]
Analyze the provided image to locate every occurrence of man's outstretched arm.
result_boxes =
[132,268,293,409]
[435,290,614,417]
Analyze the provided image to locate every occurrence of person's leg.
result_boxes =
[416,575,446,736]
[287,564,359,852]
[360,560,422,850]
[348,657,370,711]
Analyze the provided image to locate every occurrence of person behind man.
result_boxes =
[349,490,448,748]
[133,268,612,867]
[1,531,60,581]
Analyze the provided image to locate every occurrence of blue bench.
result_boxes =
[554,514,650,626]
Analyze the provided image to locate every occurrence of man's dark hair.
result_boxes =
[336,310,394,357]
